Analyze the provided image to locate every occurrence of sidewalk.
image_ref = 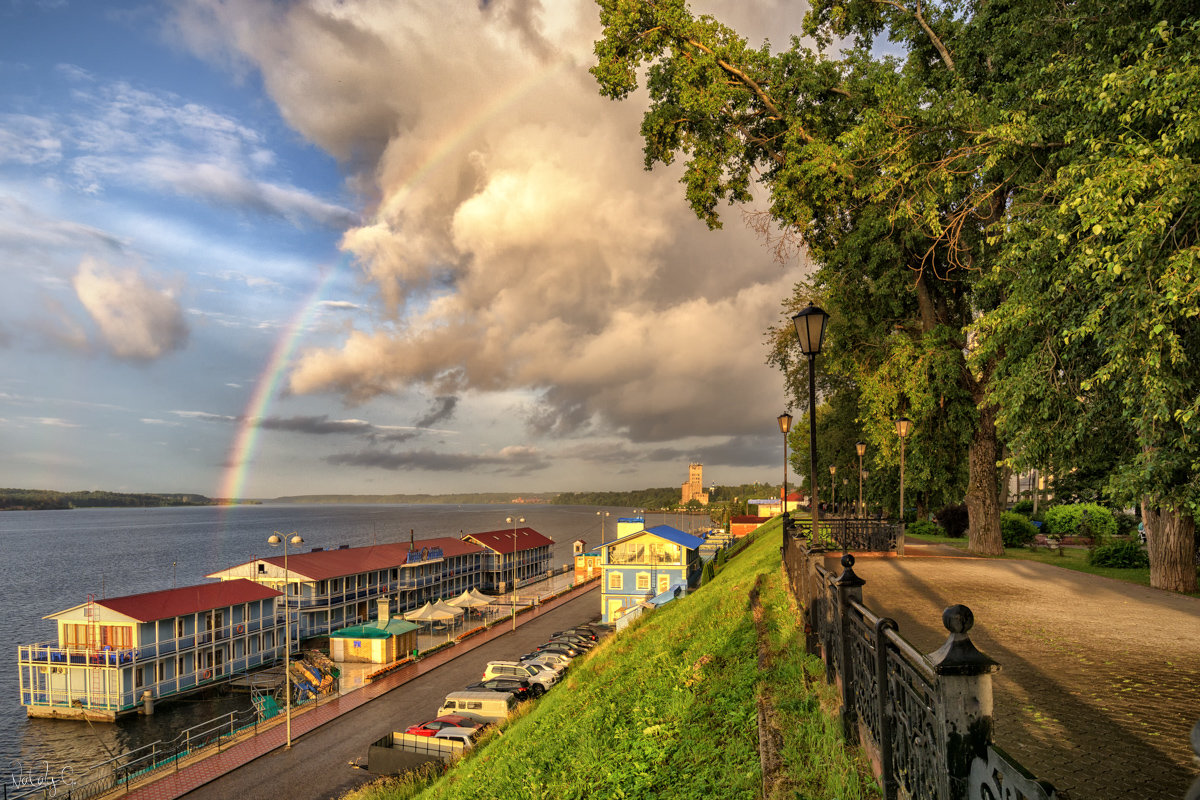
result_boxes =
[113,576,598,800]
[829,543,1200,799]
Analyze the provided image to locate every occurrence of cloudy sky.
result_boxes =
[0,0,809,499]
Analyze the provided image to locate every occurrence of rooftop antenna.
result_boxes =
[410,528,415,550]
[173,561,177,589]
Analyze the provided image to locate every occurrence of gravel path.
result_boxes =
[824,544,1200,799]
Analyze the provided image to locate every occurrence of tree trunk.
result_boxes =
[966,399,1004,555]
[1142,499,1198,593]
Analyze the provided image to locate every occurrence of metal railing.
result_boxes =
[783,537,1059,800]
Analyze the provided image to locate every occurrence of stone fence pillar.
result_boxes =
[926,604,1000,800]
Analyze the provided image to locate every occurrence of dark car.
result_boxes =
[553,627,598,641]
[467,677,539,701]
[405,714,486,737]
[551,633,594,648]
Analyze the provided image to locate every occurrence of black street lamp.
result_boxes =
[792,303,829,539]
[856,441,867,518]
[829,464,838,516]
[778,413,793,533]
[894,417,913,524]
[268,531,304,749]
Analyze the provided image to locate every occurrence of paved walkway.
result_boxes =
[826,542,1200,800]
[112,578,598,800]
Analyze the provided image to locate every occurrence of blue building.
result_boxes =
[599,525,705,623]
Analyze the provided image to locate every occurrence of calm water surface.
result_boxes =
[1,502,671,774]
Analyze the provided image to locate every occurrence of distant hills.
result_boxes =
[0,488,216,511]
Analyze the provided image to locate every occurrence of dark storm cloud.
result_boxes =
[257,414,373,435]
[414,395,458,429]
[326,445,547,474]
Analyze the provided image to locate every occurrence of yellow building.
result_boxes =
[681,463,709,506]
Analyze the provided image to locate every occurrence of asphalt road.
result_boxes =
[181,590,601,800]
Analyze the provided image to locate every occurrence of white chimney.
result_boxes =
[378,596,391,623]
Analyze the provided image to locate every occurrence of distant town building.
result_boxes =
[681,463,709,506]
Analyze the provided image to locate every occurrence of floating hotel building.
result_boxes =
[18,529,556,720]
[18,579,285,721]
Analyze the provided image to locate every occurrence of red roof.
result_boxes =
[258,537,485,581]
[464,527,554,555]
[99,579,281,623]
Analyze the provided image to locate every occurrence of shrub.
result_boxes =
[1088,540,1150,568]
[1000,512,1039,548]
[905,519,940,539]
[1042,503,1117,543]
[935,504,969,538]
[700,560,715,585]
[1112,511,1140,538]
[1012,500,1034,515]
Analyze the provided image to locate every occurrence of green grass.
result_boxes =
[906,532,1200,596]
[341,523,880,800]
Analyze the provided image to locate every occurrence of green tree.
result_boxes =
[972,19,1200,592]
[593,0,1004,553]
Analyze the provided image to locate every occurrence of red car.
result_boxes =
[405,714,484,737]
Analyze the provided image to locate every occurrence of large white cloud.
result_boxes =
[175,0,806,451]
[72,257,189,360]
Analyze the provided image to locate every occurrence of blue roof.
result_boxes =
[641,525,706,550]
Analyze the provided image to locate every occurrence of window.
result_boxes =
[178,654,190,675]
[176,618,185,638]
[636,573,650,591]
[156,661,167,683]
[608,572,623,590]
[258,562,266,574]
[658,575,671,595]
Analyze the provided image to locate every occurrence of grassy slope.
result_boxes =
[345,522,879,800]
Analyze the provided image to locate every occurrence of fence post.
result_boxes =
[1186,720,1200,800]
[834,554,865,740]
[926,605,999,800]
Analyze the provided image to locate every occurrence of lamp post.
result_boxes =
[856,441,867,518]
[829,464,837,517]
[861,470,870,517]
[505,516,524,630]
[596,510,610,543]
[895,417,912,556]
[778,412,793,541]
[268,531,304,749]
[792,303,830,540]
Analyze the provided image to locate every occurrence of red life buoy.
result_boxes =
[236,624,244,634]
[203,669,212,680]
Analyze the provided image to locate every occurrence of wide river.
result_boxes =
[0,502,698,776]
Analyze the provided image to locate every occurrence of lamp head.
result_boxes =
[856,440,867,457]
[791,303,830,356]
[777,412,793,434]
[895,417,913,439]
[829,464,837,475]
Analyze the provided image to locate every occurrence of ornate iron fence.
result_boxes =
[783,534,1060,800]
[786,514,902,553]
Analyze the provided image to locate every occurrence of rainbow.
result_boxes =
[216,265,341,503]
[214,56,571,503]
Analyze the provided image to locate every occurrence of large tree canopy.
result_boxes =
[594,0,1200,589]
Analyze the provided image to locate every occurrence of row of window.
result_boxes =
[607,572,674,593]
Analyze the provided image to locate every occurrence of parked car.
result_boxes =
[483,660,558,689]
[522,653,569,674]
[468,677,538,701]
[553,627,598,641]
[549,634,593,649]
[405,714,486,737]
[534,642,581,658]
[519,652,571,672]
[437,690,518,723]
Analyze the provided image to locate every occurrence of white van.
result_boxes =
[437,690,518,723]
[483,660,559,689]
